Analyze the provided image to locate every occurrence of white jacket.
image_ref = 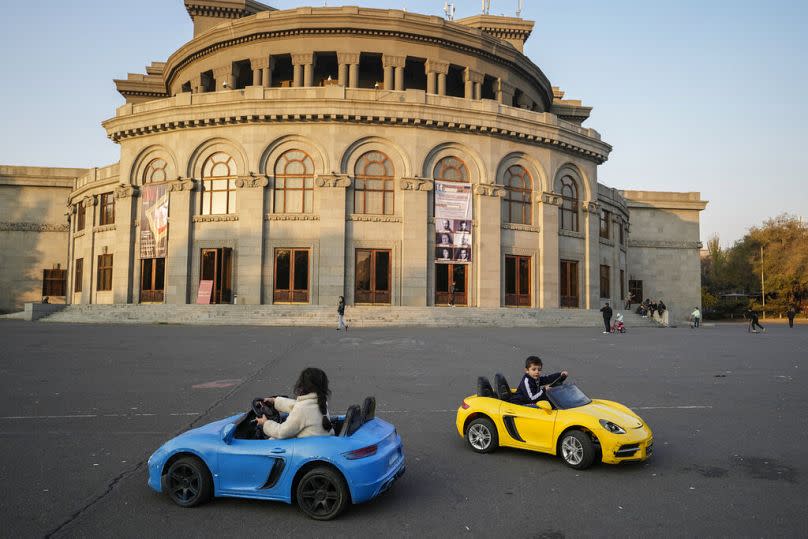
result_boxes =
[262,393,333,439]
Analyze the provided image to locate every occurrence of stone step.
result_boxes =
[38,304,663,328]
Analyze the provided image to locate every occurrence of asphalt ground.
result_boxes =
[0,320,806,538]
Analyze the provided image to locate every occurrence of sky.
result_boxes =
[1,0,806,246]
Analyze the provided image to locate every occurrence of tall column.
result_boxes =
[235,176,268,304]
[400,178,433,306]
[214,65,233,91]
[292,53,314,87]
[538,192,562,308]
[464,68,483,100]
[111,184,138,304]
[426,60,448,96]
[250,57,269,87]
[262,57,274,87]
[80,195,97,303]
[497,79,515,105]
[337,53,359,87]
[315,174,350,305]
[474,81,482,100]
[165,179,195,304]
[584,201,601,309]
[193,74,203,94]
[382,55,405,90]
[475,184,506,307]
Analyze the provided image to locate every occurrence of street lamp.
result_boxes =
[760,244,765,318]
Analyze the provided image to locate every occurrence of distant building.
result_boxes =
[0,1,707,321]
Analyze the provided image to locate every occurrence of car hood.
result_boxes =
[173,414,242,441]
[580,401,643,429]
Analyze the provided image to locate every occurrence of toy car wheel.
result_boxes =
[296,467,349,521]
[559,430,596,470]
[166,456,213,508]
[466,417,498,453]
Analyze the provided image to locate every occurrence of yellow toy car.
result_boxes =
[456,374,653,469]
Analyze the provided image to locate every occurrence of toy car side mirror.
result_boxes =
[536,401,552,411]
[221,423,236,444]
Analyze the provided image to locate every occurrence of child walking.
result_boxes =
[337,296,348,331]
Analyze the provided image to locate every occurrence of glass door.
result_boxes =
[200,248,233,304]
[435,264,467,306]
[140,258,165,303]
[560,259,579,308]
[274,249,310,303]
[355,249,391,304]
[505,255,531,307]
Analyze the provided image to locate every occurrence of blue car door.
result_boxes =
[217,438,295,496]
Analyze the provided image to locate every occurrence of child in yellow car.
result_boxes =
[514,356,568,404]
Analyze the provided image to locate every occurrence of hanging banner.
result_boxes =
[139,184,169,259]
[434,181,472,264]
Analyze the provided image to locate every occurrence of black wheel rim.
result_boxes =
[300,474,341,517]
[168,464,201,503]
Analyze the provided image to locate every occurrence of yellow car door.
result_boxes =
[500,401,557,452]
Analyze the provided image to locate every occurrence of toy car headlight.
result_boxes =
[599,419,626,434]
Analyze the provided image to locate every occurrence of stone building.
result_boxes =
[0,1,707,322]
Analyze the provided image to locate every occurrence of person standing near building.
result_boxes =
[624,292,633,310]
[787,305,797,328]
[600,302,613,334]
[690,306,701,328]
[449,281,456,307]
[337,296,348,331]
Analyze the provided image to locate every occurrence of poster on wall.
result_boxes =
[434,181,472,264]
[139,184,169,259]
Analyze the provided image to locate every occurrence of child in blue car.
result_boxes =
[515,356,568,405]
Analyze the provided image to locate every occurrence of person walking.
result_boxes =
[449,281,456,307]
[787,305,797,328]
[624,292,633,310]
[690,306,701,328]
[747,308,765,333]
[600,302,613,334]
[336,296,348,331]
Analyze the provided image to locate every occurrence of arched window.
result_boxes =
[502,165,532,225]
[559,175,579,232]
[354,151,394,214]
[143,158,167,183]
[201,152,237,215]
[433,156,468,182]
[274,150,314,213]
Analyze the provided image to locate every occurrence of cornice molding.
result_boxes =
[349,214,402,223]
[291,52,315,66]
[584,201,600,214]
[83,195,98,207]
[382,55,406,68]
[73,229,86,238]
[502,223,539,232]
[474,184,506,198]
[266,213,320,221]
[400,177,434,191]
[168,179,197,192]
[193,214,240,222]
[93,224,117,233]
[0,222,69,232]
[337,52,360,65]
[315,174,351,188]
[425,60,449,74]
[114,184,138,199]
[559,228,584,240]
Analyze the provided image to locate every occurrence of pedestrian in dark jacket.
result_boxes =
[787,305,797,328]
[514,356,568,405]
[337,296,348,331]
[600,302,613,334]
[747,308,765,333]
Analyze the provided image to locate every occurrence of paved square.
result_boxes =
[1,320,806,537]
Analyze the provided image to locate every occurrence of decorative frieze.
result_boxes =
[193,214,239,222]
[400,177,434,191]
[502,223,540,232]
[585,201,600,213]
[0,222,69,232]
[349,214,403,223]
[168,179,197,192]
[266,213,320,221]
[315,175,351,188]
[250,57,269,70]
[235,176,269,188]
[559,229,585,239]
[539,192,563,206]
[83,195,97,207]
[627,240,703,250]
[382,55,406,68]
[425,60,449,74]
[337,52,360,65]
[465,68,484,84]
[93,224,117,233]
[474,184,506,198]
[291,53,315,66]
[114,184,138,199]
[73,229,86,238]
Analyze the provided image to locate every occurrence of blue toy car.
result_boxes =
[147,396,405,520]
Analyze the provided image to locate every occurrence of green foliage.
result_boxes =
[701,214,807,318]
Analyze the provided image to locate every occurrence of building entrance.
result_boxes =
[140,258,165,303]
[505,255,531,307]
[355,249,391,304]
[560,259,579,308]
[200,248,233,304]
[274,248,309,303]
[436,264,467,306]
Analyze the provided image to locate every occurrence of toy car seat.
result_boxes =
[477,376,494,398]
[494,373,512,402]
[341,404,363,437]
[361,396,376,423]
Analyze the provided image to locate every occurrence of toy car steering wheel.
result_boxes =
[548,373,567,388]
[252,398,280,422]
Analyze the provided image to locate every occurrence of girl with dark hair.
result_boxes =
[256,367,334,438]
